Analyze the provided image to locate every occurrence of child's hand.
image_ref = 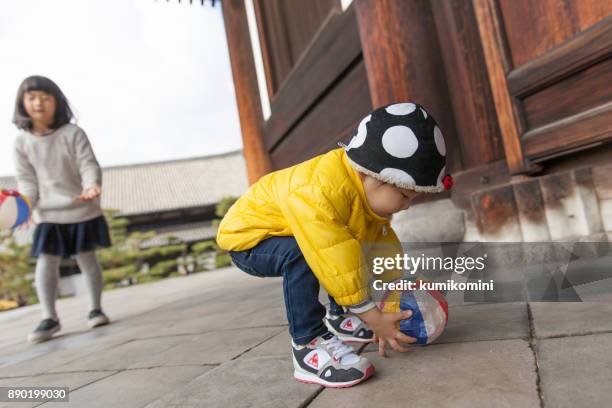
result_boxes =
[76,185,101,201]
[358,308,415,357]
[17,218,35,231]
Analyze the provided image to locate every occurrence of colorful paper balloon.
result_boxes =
[376,279,448,345]
[0,190,31,229]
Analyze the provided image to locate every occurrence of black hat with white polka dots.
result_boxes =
[343,102,452,193]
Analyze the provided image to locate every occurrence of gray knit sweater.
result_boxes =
[13,124,103,224]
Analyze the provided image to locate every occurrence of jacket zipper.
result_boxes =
[382,224,388,236]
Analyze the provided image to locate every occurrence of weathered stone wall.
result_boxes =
[392,163,611,243]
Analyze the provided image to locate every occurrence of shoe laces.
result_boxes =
[323,335,359,364]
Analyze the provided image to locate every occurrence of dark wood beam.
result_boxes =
[431,0,504,168]
[354,0,461,172]
[472,0,530,174]
[523,102,612,161]
[221,0,272,184]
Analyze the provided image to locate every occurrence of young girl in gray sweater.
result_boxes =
[12,76,111,343]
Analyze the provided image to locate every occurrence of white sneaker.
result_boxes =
[292,332,374,388]
[324,311,375,343]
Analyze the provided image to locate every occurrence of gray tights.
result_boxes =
[35,251,103,320]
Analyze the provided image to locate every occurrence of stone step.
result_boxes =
[391,198,466,242]
[469,164,610,242]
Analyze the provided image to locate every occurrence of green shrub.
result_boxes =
[102,264,138,285]
[155,244,186,257]
[192,240,217,254]
[215,196,238,218]
[215,252,232,269]
[150,259,178,277]
[135,274,163,284]
[0,232,37,306]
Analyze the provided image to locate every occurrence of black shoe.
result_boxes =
[324,311,374,343]
[88,309,110,328]
[27,318,61,343]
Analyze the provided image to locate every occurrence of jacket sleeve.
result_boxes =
[366,225,404,284]
[73,128,102,189]
[13,139,39,208]
[280,184,369,306]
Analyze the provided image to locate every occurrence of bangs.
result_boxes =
[21,76,60,96]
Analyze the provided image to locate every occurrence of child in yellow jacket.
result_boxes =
[217,102,452,388]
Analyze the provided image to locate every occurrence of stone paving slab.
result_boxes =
[0,325,141,378]
[133,305,288,339]
[240,330,291,358]
[436,302,529,343]
[0,267,252,347]
[45,335,191,373]
[530,302,612,338]
[310,339,540,408]
[43,366,213,408]
[361,302,529,353]
[0,371,116,408]
[145,356,320,408]
[536,332,612,408]
[128,327,284,368]
[2,265,612,407]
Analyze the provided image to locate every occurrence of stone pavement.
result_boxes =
[1,266,612,407]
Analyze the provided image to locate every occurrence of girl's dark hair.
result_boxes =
[12,75,74,131]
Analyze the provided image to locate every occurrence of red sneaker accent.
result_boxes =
[307,353,319,368]
[342,319,353,330]
[294,365,375,388]
[363,365,375,380]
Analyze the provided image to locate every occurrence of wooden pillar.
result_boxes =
[472,0,530,174]
[431,0,504,168]
[222,0,272,184]
[354,0,462,172]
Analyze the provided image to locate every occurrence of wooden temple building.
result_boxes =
[215,0,611,241]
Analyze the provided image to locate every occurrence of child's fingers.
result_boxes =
[378,338,387,357]
[395,332,417,344]
[388,338,411,353]
[392,310,413,322]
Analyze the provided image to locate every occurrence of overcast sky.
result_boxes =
[0,0,242,176]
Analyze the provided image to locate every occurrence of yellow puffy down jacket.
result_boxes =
[217,148,402,306]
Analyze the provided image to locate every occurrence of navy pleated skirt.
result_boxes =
[31,215,112,258]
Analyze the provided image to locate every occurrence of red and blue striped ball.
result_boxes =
[376,280,448,345]
[0,190,31,229]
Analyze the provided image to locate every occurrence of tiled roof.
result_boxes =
[0,150,249,217]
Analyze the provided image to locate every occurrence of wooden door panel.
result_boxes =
[270,61,371,169]
[522,58,612,129]
[262,7,362,151]
[254,0,338,97]
[498,0,612,67]
[474,0,612,173]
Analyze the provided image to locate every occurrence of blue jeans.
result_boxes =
[229,236,344,345]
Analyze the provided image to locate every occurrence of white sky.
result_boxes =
[0,0,243,176]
